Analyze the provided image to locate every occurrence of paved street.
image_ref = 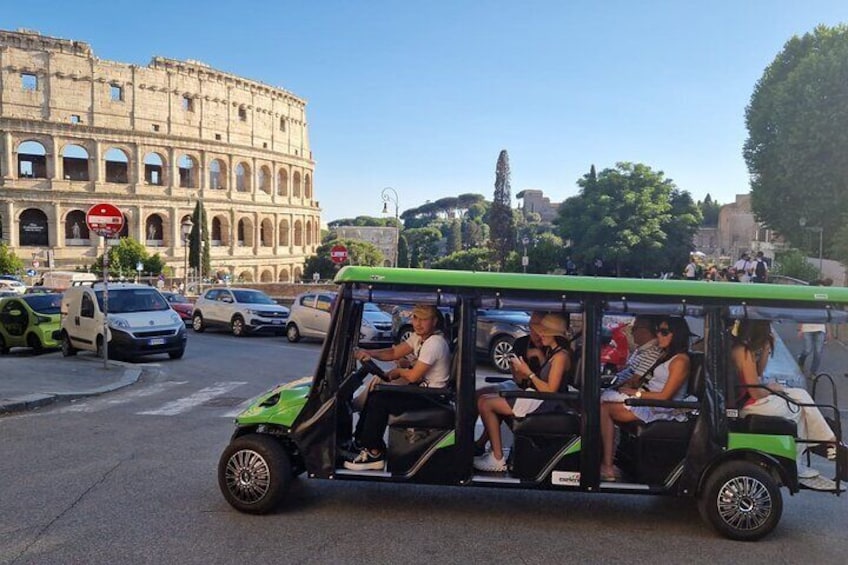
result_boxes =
[1,330,847,563]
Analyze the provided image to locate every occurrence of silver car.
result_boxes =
[191,287,289,337]
[286,292,393,347]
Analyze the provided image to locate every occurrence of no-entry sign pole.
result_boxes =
[86,203,125,368]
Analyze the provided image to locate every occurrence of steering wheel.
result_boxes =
[359,358,389,381]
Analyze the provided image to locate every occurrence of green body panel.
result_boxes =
[236,379,311,428]
[436,431,455,449]
[727,432,796,460]
[335,266,848,304]
[564,437,581,455]
[0,308,60,349]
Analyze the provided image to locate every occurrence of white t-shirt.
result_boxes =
[684,262,697,278]
[405,332,451,388]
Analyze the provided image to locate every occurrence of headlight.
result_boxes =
[35,315,52,325]
[361,318,374,328]
[516,325,529,333]
[109,317,130,329]
[170,312,182,324]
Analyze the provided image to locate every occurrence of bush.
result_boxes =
[772,248,820,282]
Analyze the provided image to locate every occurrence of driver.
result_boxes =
[344,304,450,470]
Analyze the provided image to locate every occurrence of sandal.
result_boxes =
[601,467,622,482]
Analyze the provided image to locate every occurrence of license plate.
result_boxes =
[149,338,165,346]
[272,319,283,325]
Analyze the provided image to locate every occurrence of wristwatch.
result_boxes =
[634,390,643,399]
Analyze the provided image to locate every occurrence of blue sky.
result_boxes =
[7,1,848,221]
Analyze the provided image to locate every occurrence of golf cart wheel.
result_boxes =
[699,460,783,541]
[490,335,515,373]
[218,433,292,514]
[61,331,76,357]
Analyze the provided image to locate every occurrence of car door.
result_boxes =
[312,294,333,337]
[70,291,99,349]
[199,290,220,324]
[1,299,27,343]
[297,294,317,336]
[214,289,235,324]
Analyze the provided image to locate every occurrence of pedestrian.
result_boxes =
[683,256,698,280]
[798,321,826,376]
[734,253,753,283]
[753,251,769,283]
[565,256,577,276]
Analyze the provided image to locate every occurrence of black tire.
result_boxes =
[27,333,44,354]
[192,312,205,333]
[231,315,246,337]
[168,347,185,360]
[61,331,77,357]
[218,433,292,514]
[699,460,783,541]
[397,325,413,344]
[490,335,515,374]
[286,323,301,343]
[0,334,8,355]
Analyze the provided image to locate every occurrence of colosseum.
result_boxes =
[0,28,320,283]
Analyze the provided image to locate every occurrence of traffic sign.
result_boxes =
[86,203,124,237]
[330,244,348,264]
[26,269,37,277]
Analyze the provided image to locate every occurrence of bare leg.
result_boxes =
[478,394,514,460]
[600,402,640,477]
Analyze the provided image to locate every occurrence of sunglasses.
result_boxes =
[658,328,672,336]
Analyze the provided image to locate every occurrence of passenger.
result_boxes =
[473,312,547,456]
[473,313,572,472]
[730,319,837,479]
[599,316,692,482]
[344,304,451,470]
[608,316,663,388]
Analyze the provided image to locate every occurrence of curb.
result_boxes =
[0,366,144,415]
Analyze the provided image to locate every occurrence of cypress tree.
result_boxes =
[488,150,515,270]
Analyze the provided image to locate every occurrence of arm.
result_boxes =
[527,351,570,393]
[731,346,774,400]
[356,342,412,363]
[640,354,690,401]
[387,360,432,384]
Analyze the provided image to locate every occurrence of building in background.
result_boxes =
[0,29,320,282]
[334,226,397,267]
[516,189,561,224]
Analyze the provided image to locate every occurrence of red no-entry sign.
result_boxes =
[86,203,124,237]
[330,244,348,264]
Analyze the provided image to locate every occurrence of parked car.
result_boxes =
[392,305,530,372]
[191,288,289,336]
[0,279,26,294]
[286,292,393,347]
[25,286,63,295]
[0,293,62,354]
[161,292,193,322]
[60,283,187,360]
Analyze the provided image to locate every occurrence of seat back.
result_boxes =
[686,351,705,398]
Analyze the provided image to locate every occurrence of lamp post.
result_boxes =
[181,216,193,294]
[381,187,400,267]
[521,236,530,273]
[799,217,824,279]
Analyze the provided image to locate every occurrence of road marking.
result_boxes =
[137,381,247,416]
[221,396,259,418]
[57,381,190,413]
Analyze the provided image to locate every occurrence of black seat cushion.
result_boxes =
[733,414,797,436]
[512,409,580,436]
[630,419,695,440]
[387,400,454,429]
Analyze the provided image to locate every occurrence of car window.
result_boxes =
[81,293,95,318]
[216,291,233,302]
[164,293,188,304]
[23,294,62,314]
[204,289,220,301]
[299,294,316,307]
[232,290,276,304]
[316,295,333,312]
[95,289,170,313]
[364,303,380,312]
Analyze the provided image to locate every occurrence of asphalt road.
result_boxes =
[1,330,847,564]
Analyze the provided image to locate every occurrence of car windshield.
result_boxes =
[164,293,188,304]
[95,289,170,313]
[23,294,62,314]
[364,303,380,312]
[232,290,276,305]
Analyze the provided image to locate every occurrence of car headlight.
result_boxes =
[516,325,529,333]
[109,317,130,329]
[170,312,182,324]
[361,319,374,328]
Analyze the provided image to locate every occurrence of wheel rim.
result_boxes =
[716,475,773,532]
[233,318,244,335]
[193,316,202,331]
[492,340,513,371]
[287,325,298,340]
[224,449,271,504]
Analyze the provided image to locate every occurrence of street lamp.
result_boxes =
[521,236,530,273]
[799,217,824,279]
[381,187,400,267]
[181,216,193,294]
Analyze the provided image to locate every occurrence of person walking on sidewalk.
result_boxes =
[798,321,826,376]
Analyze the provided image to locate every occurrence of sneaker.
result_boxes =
[797,463,820,479]
[473,451,507,472]
[343,448,385,471]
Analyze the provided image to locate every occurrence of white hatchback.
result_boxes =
[286,292,393,347]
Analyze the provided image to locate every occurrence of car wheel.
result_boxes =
[218,433,293,514]
[169,347,185,360]
[398,325,413,344]
[0,334,8,355]
[26,333,44,354]
[286,323,301,343]
[192,312,205,333]
[61,331,77,357]
[490,335,515,373]
[698,460,783,541]
[231,315,246,337]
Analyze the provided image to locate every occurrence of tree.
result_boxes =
[488,150,515,270]
[304,238,385,279]
[189,201,210,279]
[404,227,442,267]
[143,253,166,275]
[446,219,462,254]
[100,237,147,278]
[745,24,848,251]
[772,248,819,282]
[527,232,567,274]
[397,234,410,268]
[0,243,24,275]
[698,194,721,226]
[431,248,494,271]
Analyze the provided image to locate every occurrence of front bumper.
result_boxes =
[109,325,187,357]
[247,316,289,333]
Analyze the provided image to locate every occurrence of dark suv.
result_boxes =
[391,306,529,372]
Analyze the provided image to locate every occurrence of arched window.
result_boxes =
[17,140,47,178]
[105,148,130,183]
[306,220,313,246]
[19,208,49,246]
[258,166,271,194]
[209,159,226,189]
[62,144,89,181]
[260,219,273,247]
[260,270,273,282]
[293,171,301,197]
[278,268,290,283]
[237,218,254,247]
[294,220,303,246]
[236,162,251,192]
[179,155,197,188]
[145,214,164,246]
[239,270,253,282]
[144,152,165,186]
[278,219,289,247]
[65,210,90,244]
[277,168,288,196]
[304,173,312,199]
[211,216,223,246]
[293,267,302,282]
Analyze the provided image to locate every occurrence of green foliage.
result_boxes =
[144,253,166,275]
[488,150,515,270]
[528,232,567,274]
[446,220,462,254]
[0,243,24,275]
[404,227,442,267]
[431,247,494,271]
[397,234,410,268]
[828,216,848,265]
[329,216,400,228]
[698,194,721,227]
[400,193,487,228]
[304,238,385,279]
[772,248,820,282]
[745,24,848,251]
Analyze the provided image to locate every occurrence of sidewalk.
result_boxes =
[0,352,143,414]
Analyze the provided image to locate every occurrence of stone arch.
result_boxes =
[258,165,272,194]
[144,152,166,186]
[293,171,301,197]
[104,147,130,183]
[178,154,197,188]
[211,215,230,246]
[209,158,227,189]
[145,213,166,246]
[260,218,273,247]
[65,209,90,244]
[383,259,392,267]
[278,268,290,282]
[17,140,48,178]
[305,219,313,246]
[61,143,90,181]
[304,173,312,199]
[293,266,302,282]
[260,269,273,282]
[294,220,303,246]
[237,217,254,247]
[314,221,320,245]
[19,208,49,246]
[236,161,251,192]
[278,219,290,246]
[277,168,288,196]
[238,270,254,283]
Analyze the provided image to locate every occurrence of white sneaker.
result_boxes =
[473,452,507,472]
[797,463,820,479]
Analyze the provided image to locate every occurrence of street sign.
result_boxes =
[26,269,37,277]
[136,261,143,272]
[86,203,124,237]
[330,244,348,264]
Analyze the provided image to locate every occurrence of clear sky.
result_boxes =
[7,1,848,221]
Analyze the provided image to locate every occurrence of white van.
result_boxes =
[0,279,26,294]
[60,283,187,360]
[39,271,97,291]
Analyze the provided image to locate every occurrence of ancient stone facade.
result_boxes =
[0,29,320,282]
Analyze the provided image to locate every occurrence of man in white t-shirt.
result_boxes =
[734,253,753,283]
[345,304,451,470]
